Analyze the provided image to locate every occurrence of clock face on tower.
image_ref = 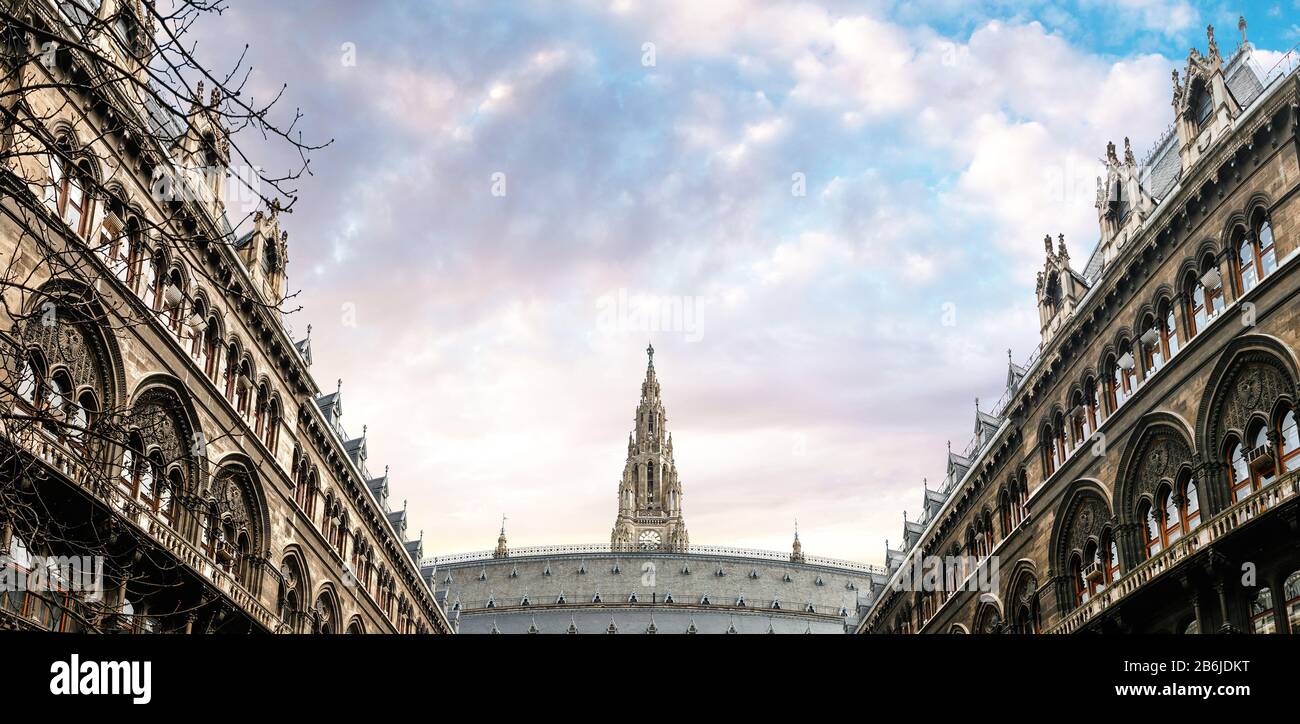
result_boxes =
[639,530,661,550]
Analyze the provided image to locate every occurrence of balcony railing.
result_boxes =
[1049,470,1300,634]
[424,543,885,575]
[10,422,285,633]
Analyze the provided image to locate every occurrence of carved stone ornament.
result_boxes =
[1220,362,1287,436]
[1126,429,1194,511]
[1066,495,1110,556]
[17,316,105,397]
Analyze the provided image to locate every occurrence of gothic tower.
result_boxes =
[611,344,688,552]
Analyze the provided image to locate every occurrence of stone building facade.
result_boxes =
[425,347,887,632]
[860,22,1300,635]
[0,0,449,633]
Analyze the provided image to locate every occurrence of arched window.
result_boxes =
[1160,485,1182,546]
[1182,474,1200,532]
[16,351,42,408]
[999,489,1012,537]
[265,398,280,452]
[1285,570,1300,634]
[1277,406,1299,475]
[1250,421,1275,488]
[1192,81,1213,125]
[1105,532,1121,584]
[1141,314,1163,377]
[68,390,97,449]
[235,360,251,418]
[980,510,994,555]
[1104,356,1120,412]
[1070,391,1087,449]
[46,151,92,238]
[1054,412,1068,463]
[222,343,238,399]
[1227,436,1251,503]
[1043,424,1056,477]
[163,268,185,334]
[253,383,268,436]
[1084,377,1100,431]
[1255,213,1277,281]
[203,317,220,380]
[160,469,180,526]
[1070,553,1087,606]
[1250,588,1275,634]
[1141,500,1161,559]
[1118,339,1137,401]
[1237,228,1259,294]
[1185,271,1207,338]
[646,460,655,502]
[1082,540,1104,598]
[43,370,73,435]
[1162,300,1179,359]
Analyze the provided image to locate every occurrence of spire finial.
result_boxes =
[975,397,980,413]
[500,513,507,536]
[1238,15,1247,45]
[1007,348,1013,363]
[646,341,655,365]
[336,378,342,394]
[306,323,312,339]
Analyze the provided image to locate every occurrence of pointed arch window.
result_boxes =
[1084,377,1100,431]
[1082,540,1105,598]
[1227,436,1251,504]
[1252,423,1275,488]
[1237,228,1260,294]
[1043,425,1055,477]
[1279,407,1300,475]
[1070,553,1087,606]
[1182,473,1201,532]
[999,489,1012,537]
[1162,301,1179,359]
[1141,500,1161,559]
[202,317,221,379]
[1251,588,1276,634]
[46,151,92,238]
[1104,356,1121,412]
[1160,485,1182,546]
[1257,216,1277,278]
[16,352,43,409]
[645,460,655,502]
[1070,392,1087,449]
[1105,532,1121,584]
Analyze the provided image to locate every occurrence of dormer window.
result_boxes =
[1192,81,1213,126]
[262,236,279,274]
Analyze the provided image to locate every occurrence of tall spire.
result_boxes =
[612,344,687,552]
[791,519,804,563]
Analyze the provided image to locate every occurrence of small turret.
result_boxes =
[493,515,509,559]
[790,520,805,563]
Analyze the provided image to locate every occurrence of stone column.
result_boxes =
[1269,570,1290,635]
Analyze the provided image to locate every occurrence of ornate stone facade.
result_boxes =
[0,0,449,634]
[862,22,1300,635]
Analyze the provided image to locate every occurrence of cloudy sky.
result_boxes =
[190,0,1297,564]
